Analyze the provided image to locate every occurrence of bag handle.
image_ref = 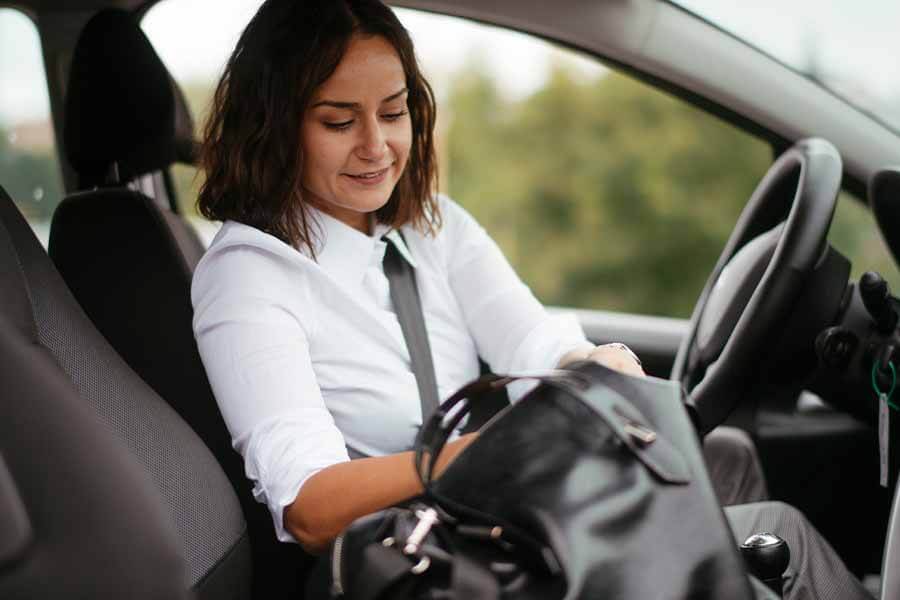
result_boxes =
[411,364,693,578]
[417,364,693,489]
[413,369,588,491]
[411,370,589,578]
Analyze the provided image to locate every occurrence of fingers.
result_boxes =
[586,344,645,377]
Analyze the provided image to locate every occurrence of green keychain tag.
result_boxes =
[872,361,897,488]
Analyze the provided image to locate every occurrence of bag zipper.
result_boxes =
[330,532,346,597]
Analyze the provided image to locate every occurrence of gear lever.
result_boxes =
[740,532,790,597]
[860,271,898,333]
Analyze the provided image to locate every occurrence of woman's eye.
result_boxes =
[323,120,353,131]
[382,110,408,121]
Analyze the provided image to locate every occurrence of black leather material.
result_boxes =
[0,185,251,599]
[426,363,755,599]
[64,8,195,186]
[338,506,527,600]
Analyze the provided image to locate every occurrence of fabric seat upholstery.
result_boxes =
[0,323,189,600]
[0,183,251,599]
[0,184,188,599]
[49,9,313,598]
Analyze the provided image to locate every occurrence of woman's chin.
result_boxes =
[338,185,396,212]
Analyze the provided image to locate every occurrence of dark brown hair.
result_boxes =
[198,0,440,254]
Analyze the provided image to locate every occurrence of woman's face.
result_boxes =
[301,34,412,234]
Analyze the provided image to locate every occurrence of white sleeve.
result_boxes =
[441,197,594,400]
[191,245,350,543]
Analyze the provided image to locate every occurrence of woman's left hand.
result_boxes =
[558,343,645,377]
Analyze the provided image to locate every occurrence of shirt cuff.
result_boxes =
[240,418,351,544]
[506,311,591,402]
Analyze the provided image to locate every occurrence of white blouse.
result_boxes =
[191,195,592,542]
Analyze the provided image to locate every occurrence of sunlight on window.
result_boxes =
[0,8,63,246]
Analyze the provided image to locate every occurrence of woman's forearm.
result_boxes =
[284,432,476,553]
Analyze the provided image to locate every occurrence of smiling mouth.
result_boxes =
[346,167,390,180]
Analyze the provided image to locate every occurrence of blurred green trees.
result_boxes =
[441,61,899,316]
[444,64,772,316]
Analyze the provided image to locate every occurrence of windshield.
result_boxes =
[672,0,900,135]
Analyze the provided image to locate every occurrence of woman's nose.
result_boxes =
[356,118,387,161]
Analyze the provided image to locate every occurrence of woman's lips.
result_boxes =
[344,167,390,186]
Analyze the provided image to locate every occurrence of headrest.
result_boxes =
[64,9,197,187]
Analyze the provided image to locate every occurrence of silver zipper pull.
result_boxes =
[404,507,440,555]
[623,421,657,446]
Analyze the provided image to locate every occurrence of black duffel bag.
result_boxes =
[332,361,755,599]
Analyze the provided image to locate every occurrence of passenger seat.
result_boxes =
[48,9,314,598]
[0,182,250,599]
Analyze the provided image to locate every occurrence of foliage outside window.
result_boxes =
[0,8,63,246]
[443,64,770,317]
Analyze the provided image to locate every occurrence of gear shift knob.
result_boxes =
[740,532,790,597]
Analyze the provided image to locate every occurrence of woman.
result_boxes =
[191,1,871,598]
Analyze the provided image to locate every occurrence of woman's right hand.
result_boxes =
[558,342,645,377]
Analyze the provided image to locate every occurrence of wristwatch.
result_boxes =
[598,342,642,367]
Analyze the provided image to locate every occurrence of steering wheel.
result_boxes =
[671,138,843,435]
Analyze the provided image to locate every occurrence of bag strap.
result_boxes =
[414,367,691,537]
[414,366,693,489]
[410,370,587,579]
[414,370,589,491]
[382,232,441,423]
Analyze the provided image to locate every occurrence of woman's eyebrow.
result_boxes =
[311,88,408,110]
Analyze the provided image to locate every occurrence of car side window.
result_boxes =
[143,4,787,318]
[430,39,773,319]
[0,8,63,246]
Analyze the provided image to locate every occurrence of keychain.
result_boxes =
[872,361,897,488]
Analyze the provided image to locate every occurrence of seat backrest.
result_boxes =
[0,183,251,598]
[0,270,188,599]
[51,9,314,598]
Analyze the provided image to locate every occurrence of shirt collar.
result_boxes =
[308,205,417,288]
[383,229,419,269]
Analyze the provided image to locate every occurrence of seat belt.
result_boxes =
[345,233,440,459]
[382,233,441,423]
[382,232,509,439]
[347,232,504,460]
